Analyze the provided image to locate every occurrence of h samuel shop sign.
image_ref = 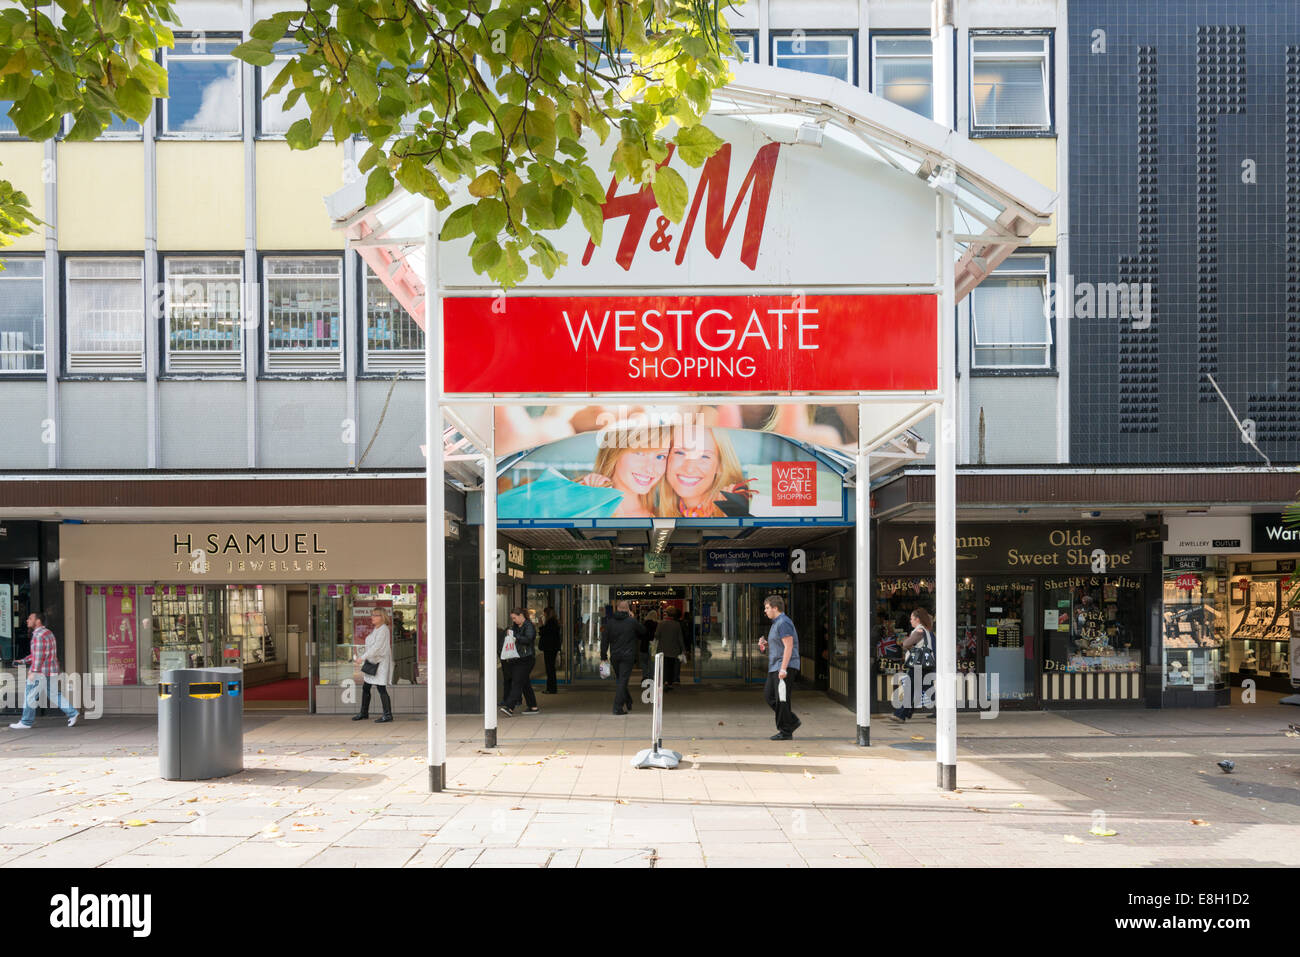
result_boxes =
[59,524,425,583]
[878,524,1152,575]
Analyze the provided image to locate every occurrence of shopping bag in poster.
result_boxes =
[498,468,625,519]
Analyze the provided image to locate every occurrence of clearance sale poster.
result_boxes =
[104,595,138,686]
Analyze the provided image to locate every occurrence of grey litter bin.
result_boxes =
[158,667,244,781]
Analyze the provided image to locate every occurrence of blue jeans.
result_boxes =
[22,676,78,725]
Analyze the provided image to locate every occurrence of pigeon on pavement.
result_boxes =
[1217,760,1235,774]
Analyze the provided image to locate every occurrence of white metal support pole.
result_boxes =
[483,419,498,749]
[855,421,871,746]
[424,198,447,792]
[934,0,958,792]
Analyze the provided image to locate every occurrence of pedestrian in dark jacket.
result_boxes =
[654,607,686,688]
[500,608,540,717]
[538,606,562,694]
[600,601,644,715]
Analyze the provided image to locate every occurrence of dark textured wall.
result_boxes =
[1070,0,1300,463]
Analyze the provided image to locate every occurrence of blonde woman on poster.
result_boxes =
[576,423,671,518]
[659,425,754,518]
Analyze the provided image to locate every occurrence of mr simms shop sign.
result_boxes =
[878,524,1151,575]
[60,524,426,583]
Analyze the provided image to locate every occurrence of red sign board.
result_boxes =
[442,294,937,394]
[1174,573,1200,592]
[771,461,817,507]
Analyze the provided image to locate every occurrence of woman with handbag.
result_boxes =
[500,608,540,717]
[353,608,394,723]
[891,608,934,724]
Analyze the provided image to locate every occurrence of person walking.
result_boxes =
[600,600,644,715]
[9,612,78,730]
[640,610,659,678]
[538,606,562,695]
[500,608,540,717]
[758,595,801,741]
[892,608,935,723]
[353,608,394,723]
[654,606,686,689]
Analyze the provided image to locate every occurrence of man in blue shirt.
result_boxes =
[757,595,802,740]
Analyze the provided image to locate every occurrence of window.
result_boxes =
[62,113,141,140]
[65,258,145,373]
[0,100,18,137]
[364,264,423,372]
[0,259,45,372]
[771,32,855,84]
[162,37,242,136]
[732,32,757,63]
[259,42,310,137]
[873,36,933,119]
[970,34,1051,132]
[164,258,244,373]
[264,256,343,372]
[969,253,1052,369]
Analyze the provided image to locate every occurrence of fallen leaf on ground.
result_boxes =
[1010,802,1025,808]
[1063,835,1085,845]
[910,735,924,741]
[616,799,629,805]
[803,770,815,780]
[123,820,150,827]
[1089,827,1118,837]
[1104,777,1112,782]
[970,807,990,814]
[717,722,724,726]
[1189,819,1210,827]
[786,752,804,758]
[291,823,320,832]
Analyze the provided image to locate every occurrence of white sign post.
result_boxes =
[632,652,681,769]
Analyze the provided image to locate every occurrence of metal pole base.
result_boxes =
[856,725,870,747]
[937,762,956,791]
[428,764,446,793]
[485,728,497,748]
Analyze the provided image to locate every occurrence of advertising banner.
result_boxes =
[705,548,789,572]
[0,583,12,659]
[1164,515,1251,555]
[497,414,843,522]
[444,293,936,395]
[1252,513,1300,553]
[104,595,138,686]
[879,524,1152,574]
[525,550,612,574]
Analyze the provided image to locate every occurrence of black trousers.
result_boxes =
[503,656,537,710]
[359,682,391,717]
[542,649,558,693]
[611,656,635,714]
[763,668,799,734]
[663,656,681,686]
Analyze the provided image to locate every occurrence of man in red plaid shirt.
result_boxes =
[10,612,78,730]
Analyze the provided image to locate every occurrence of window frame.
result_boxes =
[159,33,245,140]
[968,30,1054,137]
[260,253,346,375]
[257,41,312,139]
[62,254,147,377]
[162,255,247,376]
[769,30,859,86]
[869,30,937,120]
[0,255,47,375]
[359,258,425,376]
[731,31,759,64]
[968,251,1055,373]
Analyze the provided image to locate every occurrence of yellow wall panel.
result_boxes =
[256,142,346,250]
[57,142,145,250]
[977,138,1058,245]
[0,143,49,252]
[157,142,244,250]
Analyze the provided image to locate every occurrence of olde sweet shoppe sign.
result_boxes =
[878,524,1152,575]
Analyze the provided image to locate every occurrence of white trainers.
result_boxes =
[67,713,78,728]
[8,722,32,730]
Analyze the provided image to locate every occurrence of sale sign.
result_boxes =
[105,597,138,686]
[771,462,817,507]
[442,294,937,395]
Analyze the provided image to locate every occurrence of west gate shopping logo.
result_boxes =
[771,461,816,507]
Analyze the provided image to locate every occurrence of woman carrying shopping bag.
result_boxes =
[354,608,395,723]
[891,608,935,724]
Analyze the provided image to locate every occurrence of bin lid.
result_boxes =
[160,667,244,681]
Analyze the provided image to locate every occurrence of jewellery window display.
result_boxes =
[1043,577,1143,674]
[311,584,426,688]
[150,586,223,674]
[1229,572,1296,680]
[1161,566,1225,691]
[225,585,274,666]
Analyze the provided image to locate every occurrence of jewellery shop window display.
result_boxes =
[85,584,285,687]
[311,584,426,689]
[1161,560,1227,700]
[1227,560,1296,693]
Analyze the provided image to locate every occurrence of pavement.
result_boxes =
[1,685,1297,868]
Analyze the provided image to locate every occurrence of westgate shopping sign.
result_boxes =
[443,293,937,394]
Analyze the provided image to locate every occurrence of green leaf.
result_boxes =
[232,39,277,67]
[365,167,395,206]
[651,166,687,222]
[284,118,314,150]
[674,123,724,167]
[115,78,153,122]
[439,204,475,241]
[346,61,379,108]
[472,198,507,240]
[574,196,604,245]
[467,170,500,198]
[397,159,450,208]
[471,238,502,273]
[250,11,295,41]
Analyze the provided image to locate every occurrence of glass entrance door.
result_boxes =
[525,585,569,684]
[980,579,1038,707]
